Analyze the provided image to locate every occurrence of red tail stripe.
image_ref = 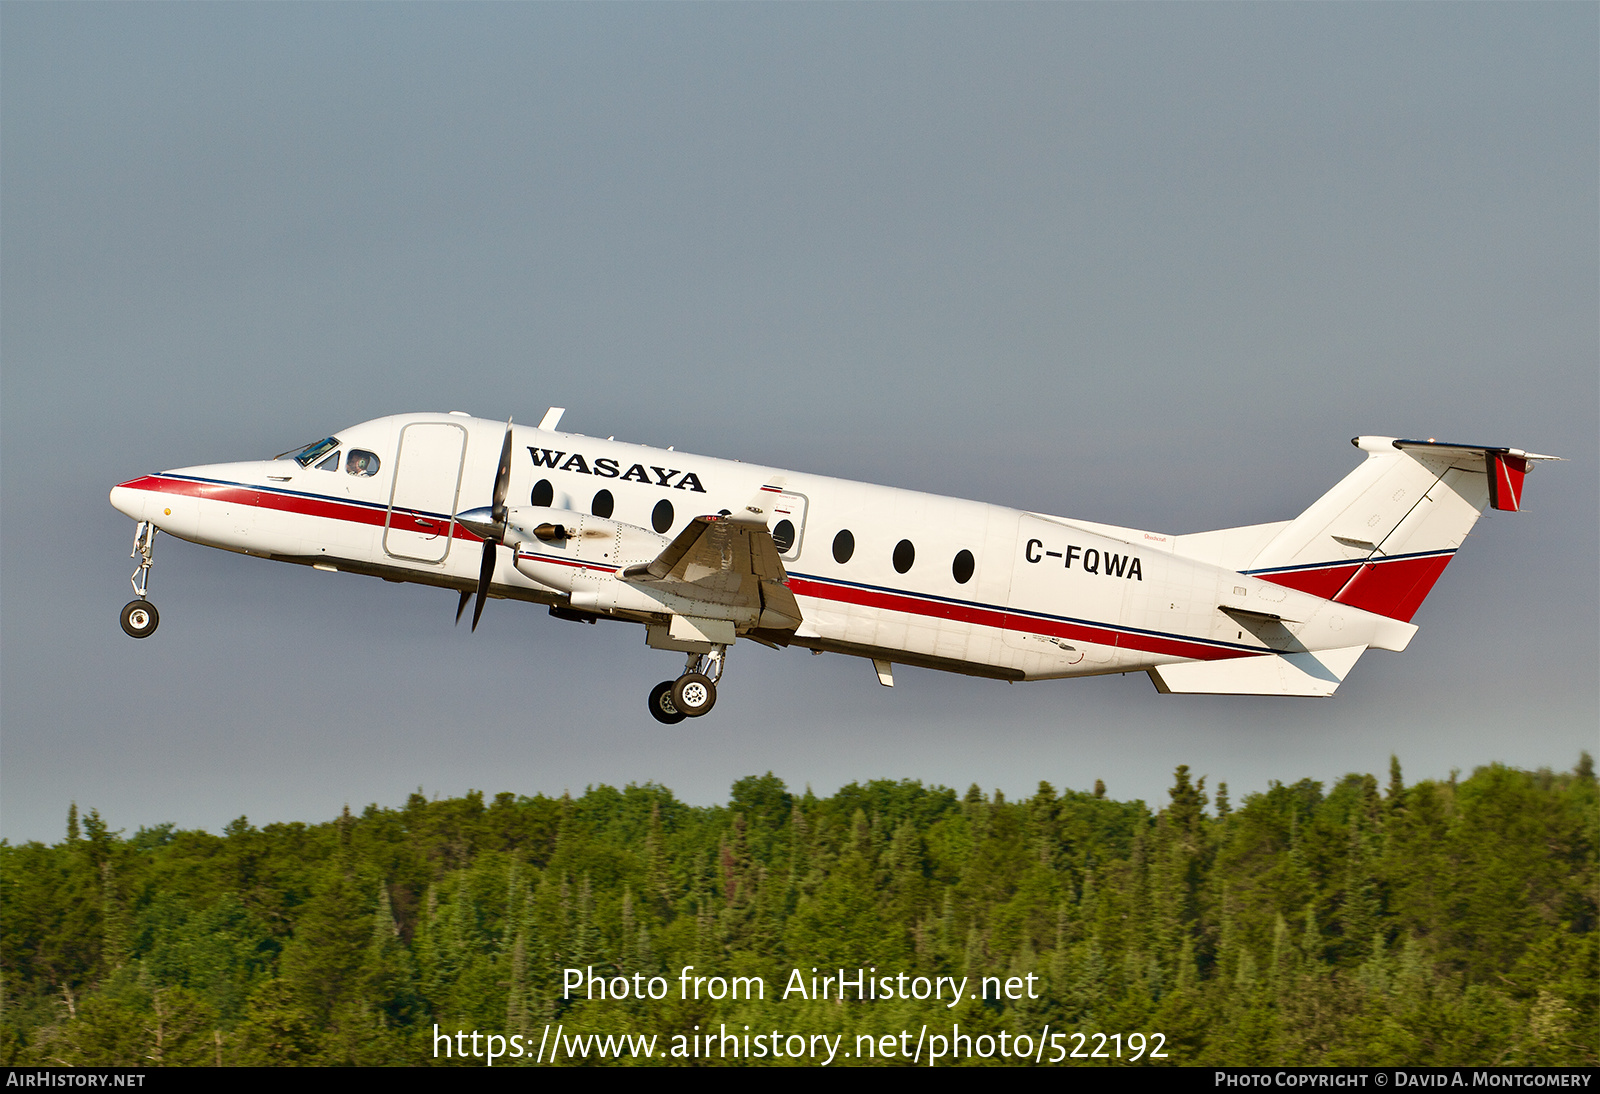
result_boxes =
[1259,553,1455,622]
[1489,453,1527,512]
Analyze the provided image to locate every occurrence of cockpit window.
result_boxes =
[315,451,341,472]
[346,450,380,476]
[276,437,341,467]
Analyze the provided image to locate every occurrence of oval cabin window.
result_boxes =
[530,479,554,507]
[772,519,796,554]
[952,549,975,584]
[893,539,915,574]
[832,529,855,564]
[591,490,614,518]
[652,498,674,534]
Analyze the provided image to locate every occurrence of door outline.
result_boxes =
[384,422,467,564]
[769,490,809,562]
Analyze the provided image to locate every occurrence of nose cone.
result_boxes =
[110,476,158,520]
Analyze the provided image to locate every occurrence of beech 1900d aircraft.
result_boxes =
[110,410,1556,722]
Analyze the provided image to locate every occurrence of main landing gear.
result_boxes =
[647,645,725,724]
[120,521,160,639]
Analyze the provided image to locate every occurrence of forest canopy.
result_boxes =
[2,757,1594,1066]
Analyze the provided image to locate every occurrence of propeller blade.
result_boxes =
[461,419,515,634]
[455,589,472,625]
[471,539,496,632]
[491,418,514,525]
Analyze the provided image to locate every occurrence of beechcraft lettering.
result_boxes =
[528,447,707,492]
[109,407,1558,721]
[1024,539,1143,580]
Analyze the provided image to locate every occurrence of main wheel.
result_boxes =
[120,599,159,639]
[648,680,686,725]
[671,673,717,717]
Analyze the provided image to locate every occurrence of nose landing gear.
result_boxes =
[120,600,159,639]
[647,644,725,723]
[120,521,160,639]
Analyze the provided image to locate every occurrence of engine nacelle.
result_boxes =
[507,507,672,613]
[507,506,775,628]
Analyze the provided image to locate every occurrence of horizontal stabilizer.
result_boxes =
[1149,645,1368,697]
[1391,439,1559,513]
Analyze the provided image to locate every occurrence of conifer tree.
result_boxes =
[3,763,1593,1067]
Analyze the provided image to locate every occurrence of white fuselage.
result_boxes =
[110,412,1413,686]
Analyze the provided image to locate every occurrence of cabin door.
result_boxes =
[384,421,467,564]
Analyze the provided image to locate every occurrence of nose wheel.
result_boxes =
[647,644,725,722]
[120,600,160,639]
[120,521,161,638]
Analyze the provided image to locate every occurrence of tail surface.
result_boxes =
[1241,437,1558,621]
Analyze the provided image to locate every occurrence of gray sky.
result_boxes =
[3,4,1594,845]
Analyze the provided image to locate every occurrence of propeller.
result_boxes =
[454,419,515,632]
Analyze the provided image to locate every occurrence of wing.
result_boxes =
[620,483,803,632]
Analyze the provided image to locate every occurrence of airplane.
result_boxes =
[109,410,1557,722]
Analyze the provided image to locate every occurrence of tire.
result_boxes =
[120,599,159,639]
[648,680,686,725]
[671,673,717,717]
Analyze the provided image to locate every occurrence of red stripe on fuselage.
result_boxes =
[125,474,1251,663]
[515,552,618,575]
[119,474,484,541]
[785,577,1245,663]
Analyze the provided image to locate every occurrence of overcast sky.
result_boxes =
[3,4,1594,845]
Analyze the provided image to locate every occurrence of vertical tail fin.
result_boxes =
[1243,437,1558,621]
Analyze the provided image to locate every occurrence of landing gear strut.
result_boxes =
[120,521,160,639]
[647,645,726,723]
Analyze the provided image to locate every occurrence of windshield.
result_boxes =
[274,437,341,467]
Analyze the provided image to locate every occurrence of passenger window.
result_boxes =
[346,450,380,476]
[772,519,796,554]
[592,489,615,518]
[952,549,975,584]
[315,451,341,472]
[530,479,554,507]
[833,529,855,564]
[893,539,915,574]
[652,498,674,534]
